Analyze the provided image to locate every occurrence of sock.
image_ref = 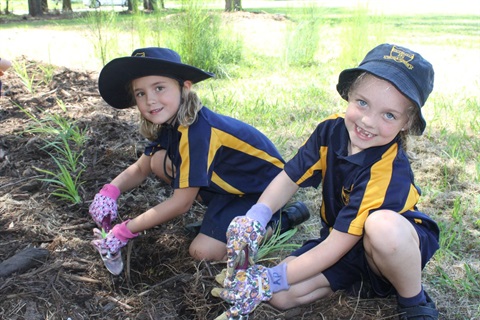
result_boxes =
[397,287,427,307]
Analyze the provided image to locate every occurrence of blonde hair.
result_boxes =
[347,72,423,151]
[138,87,203,141]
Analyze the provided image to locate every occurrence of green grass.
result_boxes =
[4,2,480,318]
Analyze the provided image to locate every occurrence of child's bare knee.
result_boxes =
[189,238,225,261]
[270,292,298,310]
[365,210,398,238]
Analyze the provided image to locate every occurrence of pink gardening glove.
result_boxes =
[225,204,272,285]
[91,220,138,275]
[89,184,120,232]
[91,220,138,256]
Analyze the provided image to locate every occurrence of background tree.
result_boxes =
[143,0,164,11]
[62,0,72,12]
[3,0,10,14]
[28,0,43,16]
[143,0,153,10]
[225,0,241,11]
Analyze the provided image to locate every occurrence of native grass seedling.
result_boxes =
[34,156,84,204]
[12,60,37,93]
[15,101,87,204]
[257,210,302,263]
[38,64,56,87]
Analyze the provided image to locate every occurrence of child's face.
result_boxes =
[132,75,185,125]
[345,74,411,155]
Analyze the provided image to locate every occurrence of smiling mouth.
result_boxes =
[355,125,375,138]
[150,108,162,115]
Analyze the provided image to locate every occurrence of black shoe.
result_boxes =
[269,201,310,234]
[398,291,439,320]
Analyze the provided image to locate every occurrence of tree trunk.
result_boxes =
[62,0,72,12]
[28,0,43,16]
[143,0,153,10]
[225,0,241,12]
[5,0,10,14]
[146,0,164,11]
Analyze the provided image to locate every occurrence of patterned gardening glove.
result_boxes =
[89,184,121,232]
[91,220,138,256]
[225,204,272,285]
[212,263,289,319]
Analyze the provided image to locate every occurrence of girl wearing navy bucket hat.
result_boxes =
[88,47,310,275]
[217,44,440,320]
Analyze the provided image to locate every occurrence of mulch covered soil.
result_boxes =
[0,57,399,319]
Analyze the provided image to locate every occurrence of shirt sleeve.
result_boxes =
[284,116,342,188]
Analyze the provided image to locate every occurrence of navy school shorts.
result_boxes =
[289,214,439,297]
[197,190,282,244]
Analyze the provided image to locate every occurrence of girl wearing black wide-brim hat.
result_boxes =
[88,47,310,275]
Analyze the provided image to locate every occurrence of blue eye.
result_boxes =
[357,100,367,107]
[385,112,395,120]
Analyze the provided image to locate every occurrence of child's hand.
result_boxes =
[225,216,266,285]
[213,264,272,319]
[91,220,138,256]
[89,184,120,232]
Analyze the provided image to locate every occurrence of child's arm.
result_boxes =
[92,186,199,259]
[257,170,300,213]
[226,170,299,279]
[218,229,361,318]
[110,154,153,192]
[125,186,200,233]
[89,154,153,230]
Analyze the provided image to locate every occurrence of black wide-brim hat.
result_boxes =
[336,43,434,135]
[98,47,214,109]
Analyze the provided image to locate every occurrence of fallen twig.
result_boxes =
[62,273,102,284]
[106,295,133,310]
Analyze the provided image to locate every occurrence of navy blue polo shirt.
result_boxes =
[145,106,285,195]
[284,114,438,238]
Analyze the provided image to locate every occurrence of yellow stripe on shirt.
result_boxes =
[401,183,420,213]
[211,171,244,195]
[348,143,398,235]
[178,125,191,188]
[211,128,284,169]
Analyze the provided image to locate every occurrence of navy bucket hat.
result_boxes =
[336,43,434,135]
[98,47,214,109]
